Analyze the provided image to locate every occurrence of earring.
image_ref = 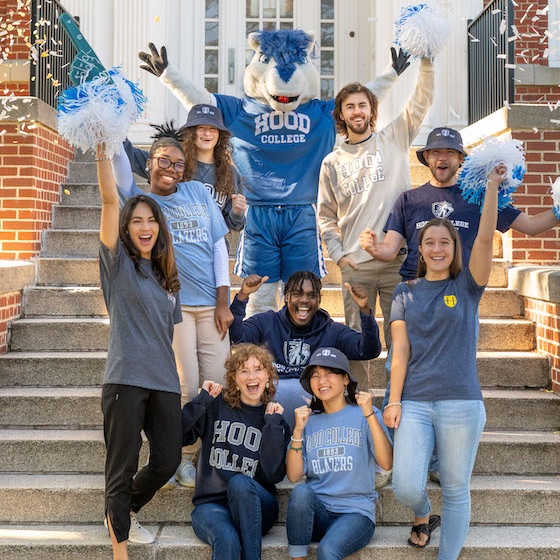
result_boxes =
[265,382,269,388]
[419,254,425,263]
[236,386,240,392]
[344,386,349,397]
[145,166,149,173]
[312,395,317,403]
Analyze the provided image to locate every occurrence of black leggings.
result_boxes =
[102,384,182,543]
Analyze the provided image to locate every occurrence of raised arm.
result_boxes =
[96,145,120,254]
[469,165,504,285]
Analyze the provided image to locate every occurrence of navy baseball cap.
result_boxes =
[416,127,467,166]
[299,347,357,395]
[183,104,229,132]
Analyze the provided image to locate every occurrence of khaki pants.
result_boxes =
[340,256,403,388]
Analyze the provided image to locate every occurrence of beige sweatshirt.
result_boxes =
[318,58,434,266]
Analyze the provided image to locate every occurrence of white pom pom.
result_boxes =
[458,137,526,211]
[551,177,560,219]
[394,3,450,59]
[57,68,146,157]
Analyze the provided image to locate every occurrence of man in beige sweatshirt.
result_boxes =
[318,57,434,387]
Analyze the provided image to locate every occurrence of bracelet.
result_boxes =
[95,157,109,161]
[364,411,375,419]
[289,444,303,451]
[290,436,303,442]
[384,402,402,411]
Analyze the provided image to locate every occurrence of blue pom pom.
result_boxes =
[394,3,449,59]
[551,177,560,219]
[457,138,526,212]
[57,67,146,156]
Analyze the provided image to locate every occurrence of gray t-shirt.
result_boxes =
[99,241,182,394]
[390,269,484,401]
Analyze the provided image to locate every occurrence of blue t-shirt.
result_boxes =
[215,95,336,205]
[126,181,228,306]
[302,405,389,522]
[390,269,484,401]
[384,183,521,279]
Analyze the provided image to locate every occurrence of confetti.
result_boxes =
[154,15,161,23]
[64,189,70,196]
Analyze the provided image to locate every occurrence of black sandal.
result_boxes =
[407,514,441,548]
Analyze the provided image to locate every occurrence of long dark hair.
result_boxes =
[417,218,463,279]
[180,126,235,197]
[119,195,180,293]
[333,82,379,137]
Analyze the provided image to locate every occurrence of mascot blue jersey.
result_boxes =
[214,94,336,206]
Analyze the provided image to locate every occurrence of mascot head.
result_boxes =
[244,29,319,113]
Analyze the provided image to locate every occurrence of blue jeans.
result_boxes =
[383,348,439,472]
[392,400,486,560]
[286,484,375,560]
[191,475,279,560]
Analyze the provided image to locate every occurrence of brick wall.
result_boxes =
[507,129,560,264]
[0,292,21,354]
[523,298,560,393]
[1,0,32,95]
[0,119,73,259]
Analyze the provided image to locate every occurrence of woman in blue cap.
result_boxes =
[285,347,393,560]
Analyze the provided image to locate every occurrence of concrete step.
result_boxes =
[0,352,106,387]
[23,287,107,317]
[0,428,556,476]
[52,205,101,230]
[66,162,98,184]
[35,257,100,286]
[7,315,534,353]
[21,284,520,318]
[59,184,101,206]
[0,350,550,390]
[0,473,557,525]
[367,351,550,389]
[0,388,557,431]
[9,318,110,352]
[0,524,558,560]
[41,230,99,257]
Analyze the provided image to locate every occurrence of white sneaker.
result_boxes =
[175,457,196,488]
[374,467,392,490]
[128,512,155,544]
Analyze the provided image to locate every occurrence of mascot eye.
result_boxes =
[259,53,269,63]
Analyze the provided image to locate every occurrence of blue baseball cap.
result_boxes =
[299,347,357,395]
[416,127,467,166]
[183,104,229,132]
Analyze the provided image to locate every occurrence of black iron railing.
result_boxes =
[29,0,77,108]
[467,0,515,124]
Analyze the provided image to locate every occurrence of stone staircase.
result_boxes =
[0,152,559,559]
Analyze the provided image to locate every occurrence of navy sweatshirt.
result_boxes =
[229,297,382,379]
[182,390,290,506]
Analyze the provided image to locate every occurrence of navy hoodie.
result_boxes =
[229,296,382,379]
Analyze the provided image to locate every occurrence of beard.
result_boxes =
[346,118,370,136]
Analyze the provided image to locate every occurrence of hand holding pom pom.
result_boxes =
[458,137,526,211]
[551,177,560,219]
[394,3,450,59]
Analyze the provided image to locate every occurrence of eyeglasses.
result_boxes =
[153,157,186,173]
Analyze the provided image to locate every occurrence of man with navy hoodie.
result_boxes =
[229,270,381,429]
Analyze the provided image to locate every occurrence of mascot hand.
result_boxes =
[139,43,169,77]
[391,47,410,76]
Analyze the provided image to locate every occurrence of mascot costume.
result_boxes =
[138,31,410,314]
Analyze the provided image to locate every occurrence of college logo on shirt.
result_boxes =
[444,295,457,308]
[284,339,311,366]
[432,201,454,220]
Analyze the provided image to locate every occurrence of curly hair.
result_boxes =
[222,344,278,409]
[119,195,181,293]
[179,125,236,197]
[333,82,378,138]
[283,270,322,296]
